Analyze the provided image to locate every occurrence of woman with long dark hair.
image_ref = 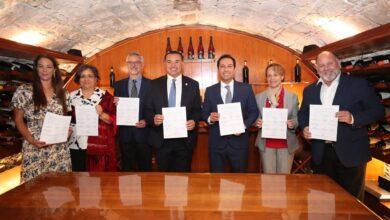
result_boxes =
[10,54,72,183]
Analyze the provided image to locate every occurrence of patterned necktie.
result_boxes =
[168,79,176,107]
[225,85,232,103]
[130,80,138,97]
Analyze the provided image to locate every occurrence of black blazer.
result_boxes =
[201,81,259,149]
[298,74,385,167]
[114,76,151,143]
[145,75,201,149]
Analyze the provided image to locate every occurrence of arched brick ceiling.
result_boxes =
[0,0,388,57]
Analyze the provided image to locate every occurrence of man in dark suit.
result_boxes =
[202,54,259,173]
[145,51,201,172]
[113,52,152,171]
[298,51,384,199]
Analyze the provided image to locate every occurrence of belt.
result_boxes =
[325,141,335,147]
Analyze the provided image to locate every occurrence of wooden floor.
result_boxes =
[0,172,381,219]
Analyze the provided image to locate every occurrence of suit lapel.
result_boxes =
[231,80,239,103]
[314,80,322,104]
[217,83,224,104]
[332,74,346,106]
[162,76,168,107]
[181,76,189,107]
[123,78,130,97]
[138,77,146,99]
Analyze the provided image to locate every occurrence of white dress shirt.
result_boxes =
[318,73,340,105]
[317,73,354,126]
[167,74,182,107]
[208,80,235,124]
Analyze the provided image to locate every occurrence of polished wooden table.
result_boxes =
[0,172,380,219]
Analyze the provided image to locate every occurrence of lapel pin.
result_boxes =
[185,83,188,86]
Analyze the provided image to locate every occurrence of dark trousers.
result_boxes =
[155,139,192,172]
[209,143,248,173]
[70,149,87,172]
[120,139,152,171]
[312,143,366,200]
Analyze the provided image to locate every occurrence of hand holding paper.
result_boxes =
[39,112,71,144]
[218,103,245,136]
[309,104,339,141]
[117,98,139,126]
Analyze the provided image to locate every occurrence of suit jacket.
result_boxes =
[202,81,259,149]
[145,75,201,149]
[114,76,151,144]
[255,89,300,154]
[298,73,385,167]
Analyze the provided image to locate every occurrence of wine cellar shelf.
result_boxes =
[0,37,84,173]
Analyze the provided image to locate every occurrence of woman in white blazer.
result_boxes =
[255,63,299,174]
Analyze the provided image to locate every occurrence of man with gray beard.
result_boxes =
[298,51,384,200]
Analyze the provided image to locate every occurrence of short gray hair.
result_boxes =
[126,51,144,63]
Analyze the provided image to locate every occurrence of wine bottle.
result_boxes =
[109,67,115,88]
[197,36,204,59]
[166,37,172,54]
[188,37,194,60]
[207,36,215,59]
[294,59,301,82]
[243,60,249,83]
[177,37,184,55]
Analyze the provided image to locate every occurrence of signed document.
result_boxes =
[217,103,245,136]
[117,98,139,126]
[261,108,288,139]
[162,107,187,139]
[39,112,71,144]
[309,104,339,141]
[76,105,98,136]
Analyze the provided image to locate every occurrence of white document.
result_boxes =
[162,107,187,139]
[309,105,339,142]
[261,108,288,139]
[75,105,98,136]
[39,112,71,144]
[217,103,245,136]
[117,97,139,126]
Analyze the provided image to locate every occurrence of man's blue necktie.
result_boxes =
[168,78,176,107]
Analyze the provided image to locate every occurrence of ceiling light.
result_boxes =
[11,30,45,45]
[313,17,359,39]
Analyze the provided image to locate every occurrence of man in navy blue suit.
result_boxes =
[298,51,384,199]
[113,52,152,171]
[145,51,201,172]
[202,54,259,173]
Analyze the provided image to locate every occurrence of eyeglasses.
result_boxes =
[127,61,142,65]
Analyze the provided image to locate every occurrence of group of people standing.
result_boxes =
[11,50,384,200]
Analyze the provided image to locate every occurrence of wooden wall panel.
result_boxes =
[65,25,319,173]
[67,25,317,96]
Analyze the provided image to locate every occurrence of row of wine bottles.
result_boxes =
[166,36,215,60]
[242,59,301,83]
[108,58,302,87]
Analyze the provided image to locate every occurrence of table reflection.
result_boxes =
[0,172,379,219]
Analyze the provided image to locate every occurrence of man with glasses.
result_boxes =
[202,54,258,173]
[114,52,152,171]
